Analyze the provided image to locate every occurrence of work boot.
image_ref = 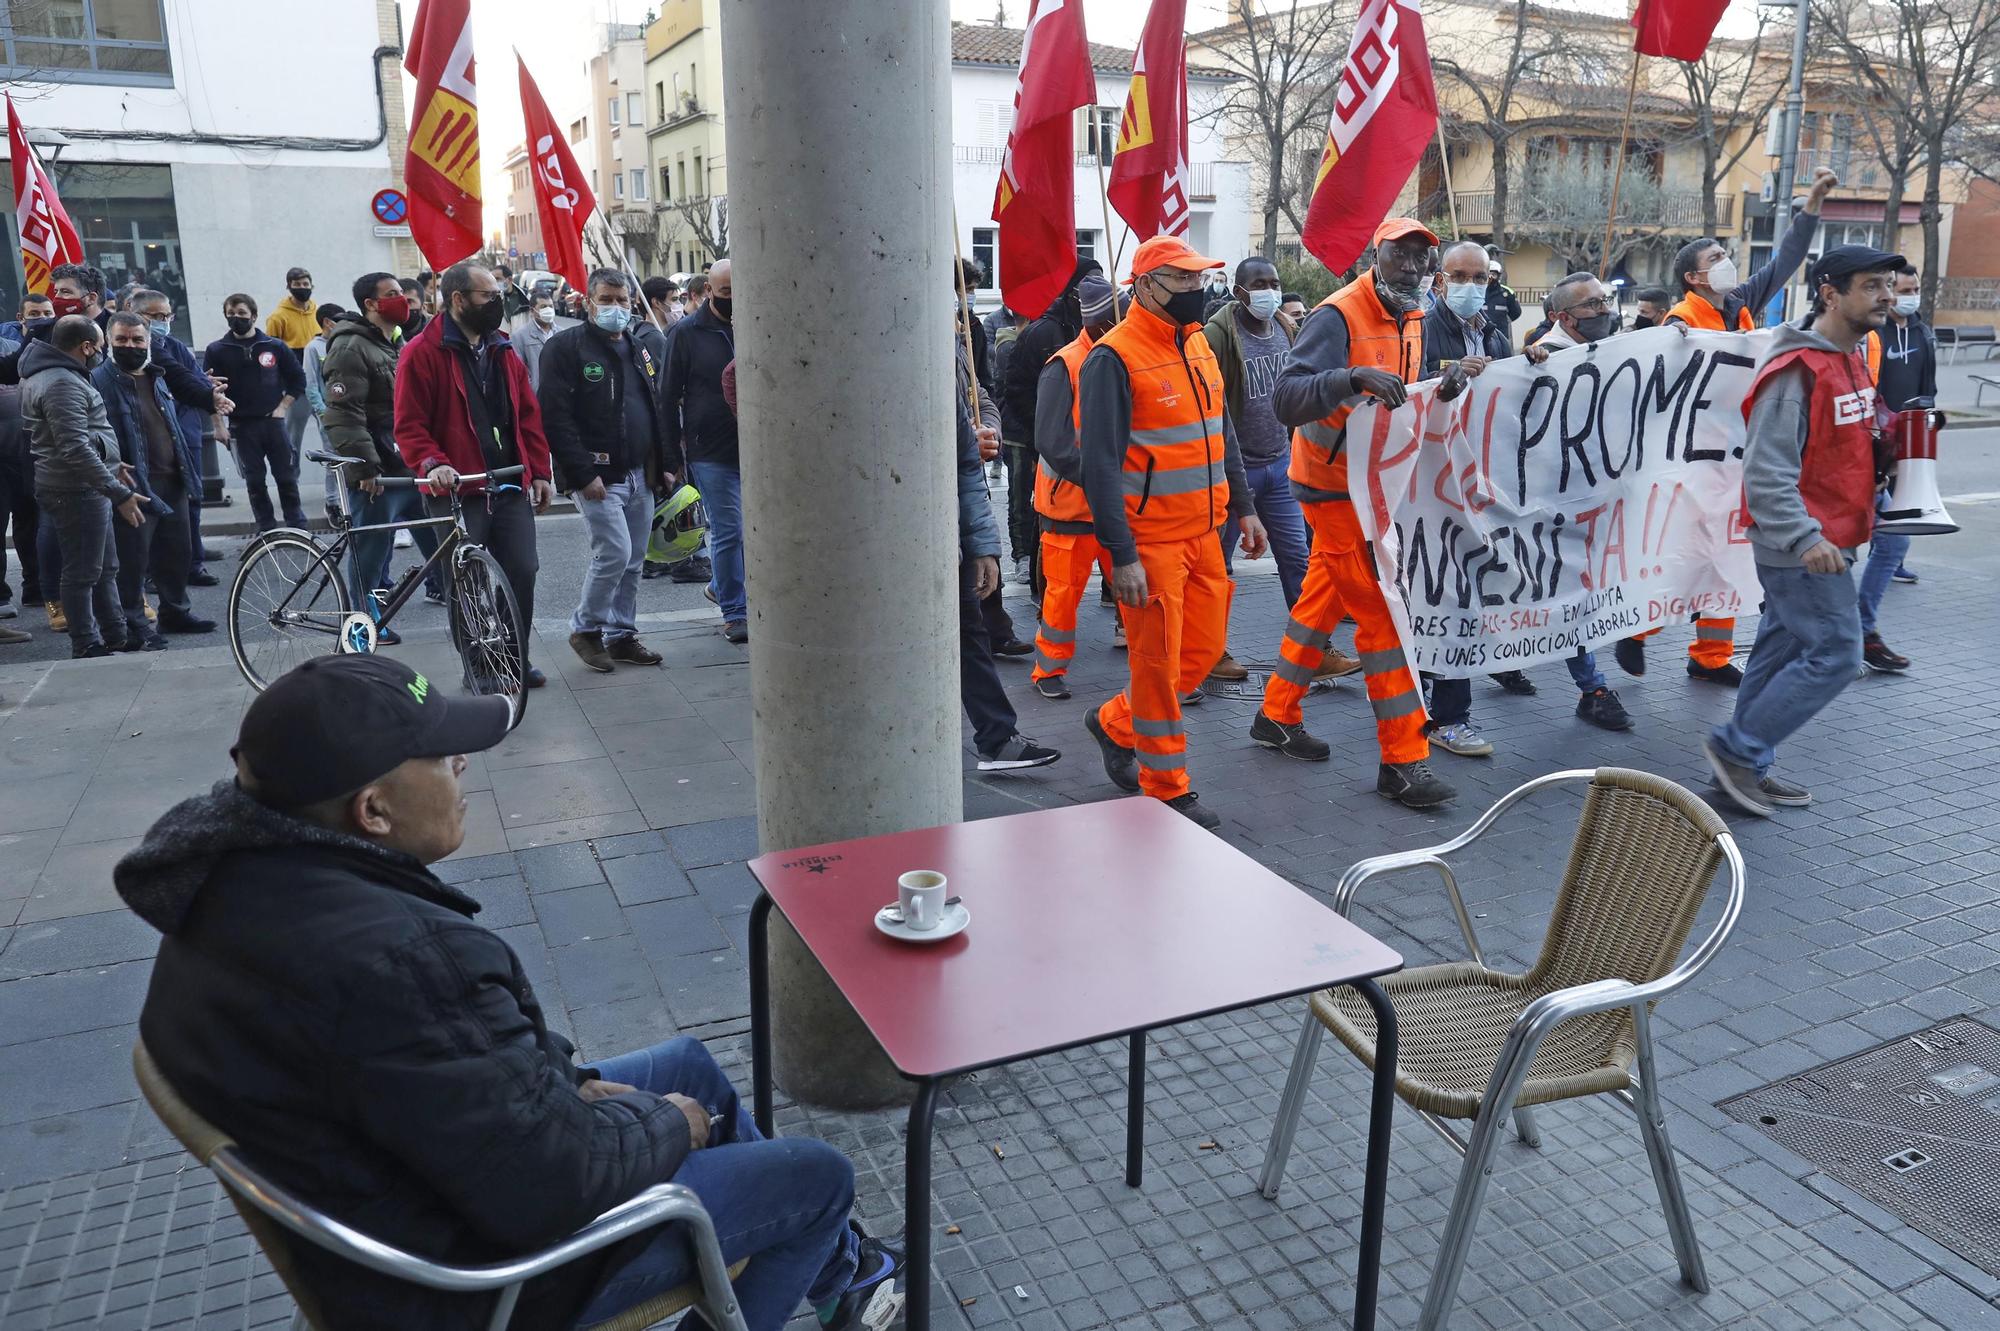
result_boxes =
[1430,721,1494,757]
[722,620,749,644]
[1862,633,1910,673]
[45,601,66,632]
[991,636,1034,658]
[976,734,1061,772]
[187,567,220,587]
[1575,687,1633,731]
[1251,711,1330,762]
[1614,635,1645,677]
[1377,760,1455,809]
[1084,708,1140,793]
[1314,648,1361,679]
[1687,659,1743,686]
[1209,651,1250,681]
[607,636,663,666]
[1702,738,1771,817]
[1165,792,1221,831]
[569,630,615,673]
[157,608,217,634]
[1489,670,1536,695]
[1757,773,1812,808]
[1034,674,1071,700]
[73,641,113,659]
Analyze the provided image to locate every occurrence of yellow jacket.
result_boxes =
[265,297,319,351]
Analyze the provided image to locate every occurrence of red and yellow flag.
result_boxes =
[404,0,482,270]
[7,95,82,296]
[1300,0,1438,273]
[1108,0,1191,242]
[992,0,1099,319]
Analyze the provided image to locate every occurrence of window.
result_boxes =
[609,96,621,126]
[0,0,171,82]
[1081,106,1119,162]
[972,229,997,290]
[693,153,703,197]
[570,118,587,144]
[655,82,666,123]
[676,156,687,200]
[630,168,647,201]
[613,171,624,199]
[976,99,1015,148]
[660,164,672,199]
[1076,229,1097,263]
[626,91,643,124]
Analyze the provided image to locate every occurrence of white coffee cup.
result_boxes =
[897,870,948,931]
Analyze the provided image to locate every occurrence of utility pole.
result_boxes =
[1770,0,1809,228]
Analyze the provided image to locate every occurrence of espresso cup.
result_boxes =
[897,870,948,931]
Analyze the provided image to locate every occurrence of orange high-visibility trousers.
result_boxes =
[1259,498,1429,765]
[1637,616,1737,667]
[1031,532,1114,681]
[1095,532,1232,800]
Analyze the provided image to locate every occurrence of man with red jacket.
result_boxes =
[1704,245,1903,817]
[394,261,557,688]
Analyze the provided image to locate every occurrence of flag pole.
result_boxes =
[1434,117,1462,239]
[1095,142,1126,280]
[950,210,981,422]
[1599,47,1643,280]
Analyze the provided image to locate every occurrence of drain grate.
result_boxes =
[1722,1016,2000,1277]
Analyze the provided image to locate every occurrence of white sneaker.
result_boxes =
[393,529,414,549]
[1011,557,1032,585]
[0,601,16,619]
[1431,722,1495,757]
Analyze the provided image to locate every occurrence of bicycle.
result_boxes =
[227,451,531,724]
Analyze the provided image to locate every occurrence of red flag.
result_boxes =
[518,53,597,291]
[1108,0,1192,241]
[7,95,83,296]
[992,0,1098,319]
[1631,0,1729,62]
[404,0,482,269]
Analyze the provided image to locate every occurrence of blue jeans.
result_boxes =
[1711,562,1861,776]
[571,468,653,641]
[573,1037,860,1331]
[344,483,441,616]
[689,460,745,622]
[1856,492,1911,635]
[1427,649,1606,725]
[1220,451,1310,607]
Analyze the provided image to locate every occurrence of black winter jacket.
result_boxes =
[659,304,736,472]
[114,782,694,1331]
[537,322,666,492]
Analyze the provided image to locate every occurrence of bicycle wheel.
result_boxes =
[229,532,354,690]
[448,544,528,728]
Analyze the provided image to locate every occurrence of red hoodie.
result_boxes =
[392,315,553,488]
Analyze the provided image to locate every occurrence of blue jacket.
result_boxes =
[92,359,202,502]
[957,395,998,560]
[150,328,213,454]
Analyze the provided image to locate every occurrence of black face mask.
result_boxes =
[708,294,732,320]
[458,296,505,336]
[1575,311,1618,342]
[1631,314,1657,330]
[290,286,313,304]
[226,315,255,337]
[111,345,151,372]
[1148,278,1205,327]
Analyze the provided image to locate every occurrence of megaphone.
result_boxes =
[1877,408,1958,535]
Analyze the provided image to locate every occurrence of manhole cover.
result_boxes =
[1197,668,1345,701]
[1722,1016,2000,1276]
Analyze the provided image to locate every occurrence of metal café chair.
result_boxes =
[132,1042,749,1331]
[1258,767,1745,1331]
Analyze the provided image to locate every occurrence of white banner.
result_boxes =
[1348,326,1776,677]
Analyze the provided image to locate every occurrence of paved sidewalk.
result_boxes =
[0,450,1997,1328]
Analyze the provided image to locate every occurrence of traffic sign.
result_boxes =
[371,188,409,225]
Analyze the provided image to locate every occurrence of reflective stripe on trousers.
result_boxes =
[1032,531,1112,679]
[1637,615,1737,667]
[1259,499,1430,764]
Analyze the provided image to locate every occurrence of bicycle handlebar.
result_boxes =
[377,466,527,492]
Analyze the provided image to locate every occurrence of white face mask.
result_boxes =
[1892,294,1920,318]
[1701,257,1738,294]
[534,306,554,326]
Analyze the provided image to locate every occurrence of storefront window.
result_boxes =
[1,162,188,342]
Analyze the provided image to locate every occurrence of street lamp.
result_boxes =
[1760,0,1809,219]
[25,124,70,166]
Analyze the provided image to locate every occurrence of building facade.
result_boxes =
[584,22,650,272]
[641,0,729,278]
[0,0,415,345]
[501,143,543,267]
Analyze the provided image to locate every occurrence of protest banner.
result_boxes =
[1348,326,1775,676]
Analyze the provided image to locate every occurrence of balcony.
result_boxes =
[1452,189,1735,233]
[654,96,706,133]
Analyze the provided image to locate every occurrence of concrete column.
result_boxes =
[721,0,960,1108]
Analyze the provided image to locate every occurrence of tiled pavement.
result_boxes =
[1,450,1997,1329]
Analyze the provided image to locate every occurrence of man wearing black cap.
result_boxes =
[115,655,905,1331]
[1704,245,1903,817]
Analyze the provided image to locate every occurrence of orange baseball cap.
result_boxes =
[1371,217,1440,248]
[1126,235,1225,282]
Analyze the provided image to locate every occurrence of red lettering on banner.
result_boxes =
[1574,501,1606,590]
[1599,498,1628,587]
[1461,460,1496,514]
[1368,406,1416,534]
[1433,452,1465,513]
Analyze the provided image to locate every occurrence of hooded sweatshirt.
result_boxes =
[1741,320,1855,567]
[115,781,693,1331]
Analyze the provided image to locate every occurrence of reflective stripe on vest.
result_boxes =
[1033,332,1096,526]
[1093,304,1230,544]
[1287,277,1423,500]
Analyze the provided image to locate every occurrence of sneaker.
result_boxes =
[1084,708,1141,793]
[1687,659,1744,687]
[977,734,1061,771]
[1377,760,1455,809]
[1179,685,1205,707]
[1314,648,1362,679]
[1701,737,1772,817]
[1891,565,1918,585]
[424,588,447,607]
[110,633,147,654]
[1614,636,1645,677]
[569,630,615,673]
[1112,618,1126,649]
[73,642,113,659]
[1758,773,1812,807]
[991,637,1034,658]
[607,636,664,666]
[1034,674,1071,700]
[137,630,168,652]
[0,600,14,620]
[1251,711,1330,761]
[1489,670,1537,695]
[641,560,670,580]
[393,528,414,549]
[188,568,220,588]
[525,666,547,689]
[1431,721,1494,757]
[158,609,217,634]
[1575,687,1633,731]
[45,601,66,633]
[0,624,29,644]
[1862,633,1910,673]
[818,1234,906,1331]
[374,625,403,646]
[1209,651,1250,681]
[1165,791,1221,830]
[1011,556,1032,585]
[668,556,713,583]
[703,584,718,605]
[722,620,749,644]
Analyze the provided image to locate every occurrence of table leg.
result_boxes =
[748,893,774,1138]
[1352,978,1397,1331]
[905,1077,942,1331]
[1126,1030,1146,1188]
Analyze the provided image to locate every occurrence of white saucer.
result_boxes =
[874,901,970,944]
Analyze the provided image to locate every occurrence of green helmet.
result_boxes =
[648,483,708,564]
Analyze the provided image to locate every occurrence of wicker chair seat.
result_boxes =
[1313,962,1638,1119]
[579,1264,749,1331]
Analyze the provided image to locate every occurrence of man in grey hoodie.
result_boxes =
[21,315,144,656]
[1704,245,1904,817]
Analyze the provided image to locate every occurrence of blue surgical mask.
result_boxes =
[1445,282,1485,319]
[1245,289,1282,321]
[1419,285,1438,315]
[592,304,631,334]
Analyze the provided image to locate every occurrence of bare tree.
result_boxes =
[1667,20,1789,237]
[1513,157,1672,273]
[1191,1,1350,256]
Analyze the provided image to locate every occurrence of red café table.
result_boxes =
[745,797,1403,1331]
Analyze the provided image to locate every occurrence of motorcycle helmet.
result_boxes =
[648,483,708,564]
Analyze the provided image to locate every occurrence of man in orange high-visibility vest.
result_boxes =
[1078,237,1268,831]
